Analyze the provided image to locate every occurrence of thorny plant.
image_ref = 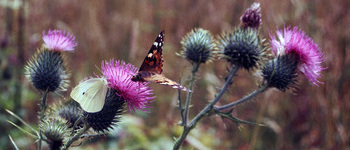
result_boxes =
[6,2,325,150]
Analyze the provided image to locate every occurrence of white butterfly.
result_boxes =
[70,77,108,113]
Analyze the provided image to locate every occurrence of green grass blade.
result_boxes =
[6,109,38,134]
[7,120,37,139]
[8,135,20,150]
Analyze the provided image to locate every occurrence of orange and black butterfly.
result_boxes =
[131,30,191,92]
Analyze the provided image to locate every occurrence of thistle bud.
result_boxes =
[25,49,70,92]
[218,28,266,70]
[40,118,69,150]
[240,3,262,30]
[178,28,216,63]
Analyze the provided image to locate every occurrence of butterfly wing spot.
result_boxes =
[148,53,153,58]
[153,42,158,46]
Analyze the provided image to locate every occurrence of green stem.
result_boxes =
[173,65,238,150]
[61,125,91,150]
[214,84,269,111]
[183,63,200,126]
[71,115,83,136]
[38,90,49,150]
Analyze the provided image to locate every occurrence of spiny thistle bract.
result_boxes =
[25,49,70,92]
[40,118,69,150]
[83,88,125,133]
[262,55,298,91]
[218,28,266,70]
[56,99,84,128]
[178,28,216,63]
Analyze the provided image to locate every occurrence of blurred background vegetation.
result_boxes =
[0,0,349,149]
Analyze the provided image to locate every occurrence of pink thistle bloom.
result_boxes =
[101,59,155,112]
[42,29,77,51]
[270,26,326,85]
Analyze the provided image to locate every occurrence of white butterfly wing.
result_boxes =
[70,78,108,113]
[70,78,99,102]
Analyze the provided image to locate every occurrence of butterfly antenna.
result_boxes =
[93,65,104,78]
[95,64,102,72]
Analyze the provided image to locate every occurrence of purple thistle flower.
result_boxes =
[270,26,326,85]
[101,59,155,112]
[42,29,77,51]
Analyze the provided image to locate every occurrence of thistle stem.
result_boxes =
[178,87,185,126]
[71,115,83,136]
[183,63,200,126]
[61,125,91,150]
[38,90,48,150]
[173,65,238,150]
[214,83,269,111]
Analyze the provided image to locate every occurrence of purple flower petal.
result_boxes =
[270,26,326,85]
[101,59,155,112]
[42,29,77,51]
